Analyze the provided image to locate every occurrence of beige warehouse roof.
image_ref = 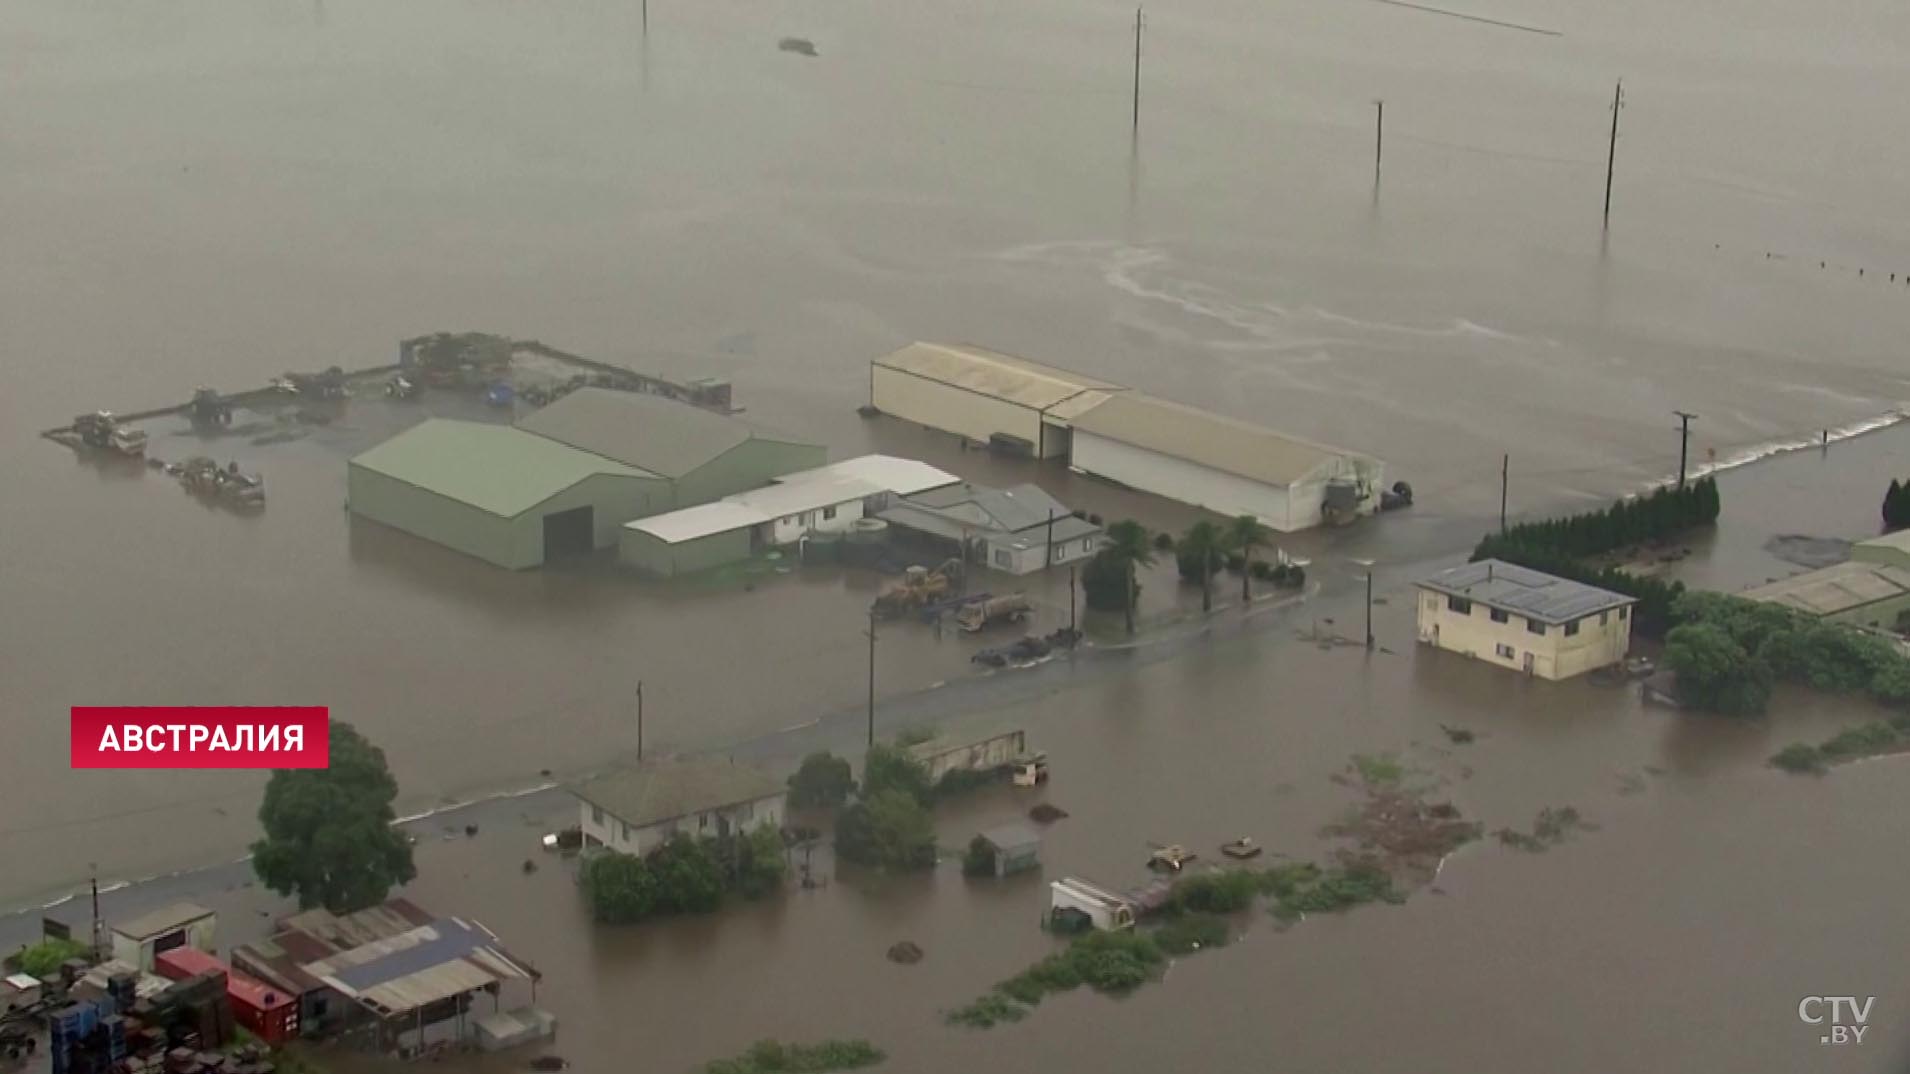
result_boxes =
[1069,392,1372,487]
[1741,561,1910,616]
[874,343,1123,411]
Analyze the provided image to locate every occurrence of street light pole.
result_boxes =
[865,608,877,746]
[1674,410,1698,488]
[1365,570,1374,650]
[636,680,644,761]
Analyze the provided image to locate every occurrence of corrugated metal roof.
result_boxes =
[569,757,784,830]
[1416,560,1635,624]
[626,501,768,544]
[878,483,1098,543]
[729,475,881,517]
[1741,561,1910,616]
[304,918,530,1015]
[1069,391,1373,487]
[772,455,960,497]
[112,901,214,941]
[981,821,1041,852]
[1856,529,1910,554]
[873,343,1123,410]
[351,420,653,517]
[516,389,813,477]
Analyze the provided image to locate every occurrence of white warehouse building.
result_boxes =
[867,342,1384,531]
[1067,392,1384,532]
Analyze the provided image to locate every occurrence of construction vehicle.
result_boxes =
[177,456,265,508]
[284,365,348,399]
[871,559,965,620]
[1011,751,1049,787]
[186,387,233,426]
[71,412,147,456]
[956,593,1031,633]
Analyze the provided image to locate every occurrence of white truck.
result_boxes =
[1049,877,1136,931]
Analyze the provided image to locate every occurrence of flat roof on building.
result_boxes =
[112,901,215,941]
[729,475,882,518]
[1069,391,1373,487]
[1417,559,1635,624]
[874,343,1123,411]
[352,420,651,517]
[569,757,784,830]
[980,821,1041,852]
[626,501,768,544]
[1740,561,1910,617]
[516,388,811,477]
[773,455,961,497]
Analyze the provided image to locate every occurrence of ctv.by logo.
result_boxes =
[1798,996,1874,1045]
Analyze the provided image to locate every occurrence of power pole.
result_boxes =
[1500,453,1509,533]
[865,608,877,747]
[1374,99,1383,191]
[90,865,102,959]
[1365,570,1375,650]
[1046,509,1056,569]
[642,0,648,34]
[1603,79,1623,228]
[1069,564,1078,634]
[1675,410,1698,488]
[1132,7,1143,137]
[636,680,644,761]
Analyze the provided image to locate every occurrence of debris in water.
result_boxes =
[1764,534,1851,570]
[465,824,480,837]
[1027,802,1068,823]
[1494,806,1593,852]
[1439,724,1476,745]
[779,37,818,56]
[529,1057,568,1071]
[886,941,924,965]
[522,860,537,874]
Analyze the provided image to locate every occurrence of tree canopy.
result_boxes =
[1664,622,1772,716]
[834,789,937,870]
[251,721,415,913]
[787,752,854,810]
[860,743,932,806]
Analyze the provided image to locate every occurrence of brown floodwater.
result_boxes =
[5,0,1910,1068]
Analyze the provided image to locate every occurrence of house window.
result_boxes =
[1526,619,1546,636]
[1495,643,1515,659]
[1447,596,1472,614]
[1564,619,1581,637]
[1599,610,1609,625]
[994,549,1013,568]
[780,515,794,526]
[698,813,709,831]
[1489,608,1509,624]
[591,806,604,824]
[1618,606,1629,620]
[742,800,754,821]
[622,821,633,841]
[822,505,837,520]
[1082,540,1092,554]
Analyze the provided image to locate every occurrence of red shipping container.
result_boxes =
[155,948,301,1045]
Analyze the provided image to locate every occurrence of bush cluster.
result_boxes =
[581,827,787,925]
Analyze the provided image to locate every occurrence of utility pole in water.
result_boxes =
[1069,564,1078,634]
[636,681,644,761]
[1374,100,1384,191]
[1675,410,1698,488]
[1132,7,1143,137]
[1603,80,1623,228]
[1500,453,1510,533]
[865,609,877,747]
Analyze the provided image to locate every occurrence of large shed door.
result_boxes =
[543,506,595,560]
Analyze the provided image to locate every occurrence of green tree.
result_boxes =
[1225,515,1272,603]
[649,834,726,914]
[834,789,937,870]
[1175,521,1228,613]
[861,742,932,806]
[579,850,659,924]
[962,835,996,878]
[1082,549,1134,613]
[731,826,788,899]
[787,752,854,810]
[1102,520,1156,635]
[251,721,415,913]
[1664,623,1771,716]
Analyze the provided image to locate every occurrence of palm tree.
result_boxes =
[1179,521,1227,614]
[1102,520,1155,635]
[1226,514,1273,604]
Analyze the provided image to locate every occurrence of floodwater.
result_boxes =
[5,0,1910,1069]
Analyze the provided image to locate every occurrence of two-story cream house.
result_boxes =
[569,756,786,856]
[1415,559,1635,680]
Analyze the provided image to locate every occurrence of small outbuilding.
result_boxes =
[879,483,1100,574]
[1740,560,1910,631]
[975,822,1042,877]
[110,902,216,972]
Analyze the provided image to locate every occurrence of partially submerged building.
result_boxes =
[1415,559,1635,680]
[974,822,1041,878]
[1740,560,1910,630]
[866,342,1385,530]
[347,389,823,569]
[569,756,787,856]
[908,728,1027,783]
[109,903,216,973]
[230,897,541,1055]
[619,455,960,577]
[879,483,1100,574]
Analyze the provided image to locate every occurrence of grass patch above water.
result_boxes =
[702,1039,884,1074]
[1771,715,1910,775]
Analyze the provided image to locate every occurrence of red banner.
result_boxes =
[71,707,330,769]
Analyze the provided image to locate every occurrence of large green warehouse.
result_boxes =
[347,389,824,569]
